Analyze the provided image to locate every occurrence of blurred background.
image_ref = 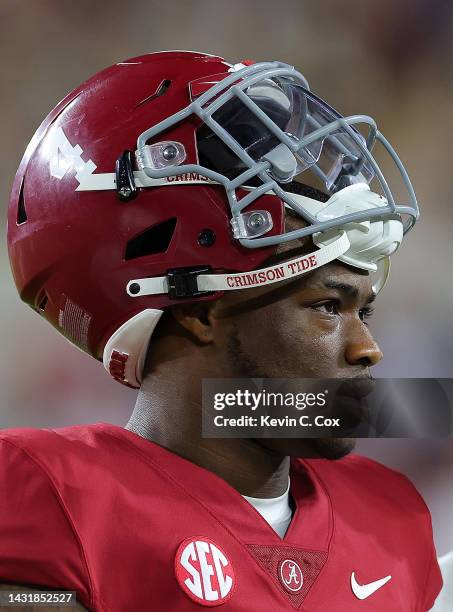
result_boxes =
[1,0,452,560]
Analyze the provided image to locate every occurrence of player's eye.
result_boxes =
[359,306,375,324]
[310,300,340,315]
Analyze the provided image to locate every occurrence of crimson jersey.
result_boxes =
[0,423,441,611]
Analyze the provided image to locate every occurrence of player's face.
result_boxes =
[212,260,382,458]
[219,261,381,378]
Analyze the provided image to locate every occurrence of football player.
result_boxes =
[2,51,442,610]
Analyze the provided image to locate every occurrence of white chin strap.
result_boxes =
[104,183,401,388]
[126,231,350,297]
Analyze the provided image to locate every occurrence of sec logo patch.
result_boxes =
[175,536,236,606]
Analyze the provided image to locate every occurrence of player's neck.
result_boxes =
[125,356,290,498]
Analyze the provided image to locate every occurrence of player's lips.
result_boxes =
[336,377,375,400]
[332,378,376,429]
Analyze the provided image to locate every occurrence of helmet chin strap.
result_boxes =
[126,231,350,297]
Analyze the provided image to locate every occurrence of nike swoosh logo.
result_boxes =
[351,571,392,600]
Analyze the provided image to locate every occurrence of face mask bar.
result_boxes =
[136,61,418,250]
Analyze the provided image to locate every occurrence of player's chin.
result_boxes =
[279,437,356,459]
[259,437,356,459]
[306,437,356,460]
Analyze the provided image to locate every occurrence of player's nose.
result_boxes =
[344,324,383,368]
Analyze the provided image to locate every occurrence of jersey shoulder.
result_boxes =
[0,423,136,489]
[304,452,429,513]
[0,424,118,611]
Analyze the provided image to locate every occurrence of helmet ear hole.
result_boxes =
[125,218,177,260]
[17,178,28,225]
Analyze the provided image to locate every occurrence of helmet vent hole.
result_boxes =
[125,217,177,260]
[136,79,172,108]
[156,79,172,97]
[37,292,48,313]
[17,178,28,224]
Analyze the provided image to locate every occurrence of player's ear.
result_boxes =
[171,302,215,344]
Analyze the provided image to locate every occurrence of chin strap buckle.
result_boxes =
[166,266,213,299]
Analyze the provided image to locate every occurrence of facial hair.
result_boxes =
[226,324,356,460]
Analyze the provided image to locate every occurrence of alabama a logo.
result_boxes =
[279,558,304,593]
[175,536,236,606]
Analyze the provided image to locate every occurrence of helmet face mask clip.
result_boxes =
[115,150,138,202]
[136,141,187,171]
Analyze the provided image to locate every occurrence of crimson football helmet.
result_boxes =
[8,51,418,388]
